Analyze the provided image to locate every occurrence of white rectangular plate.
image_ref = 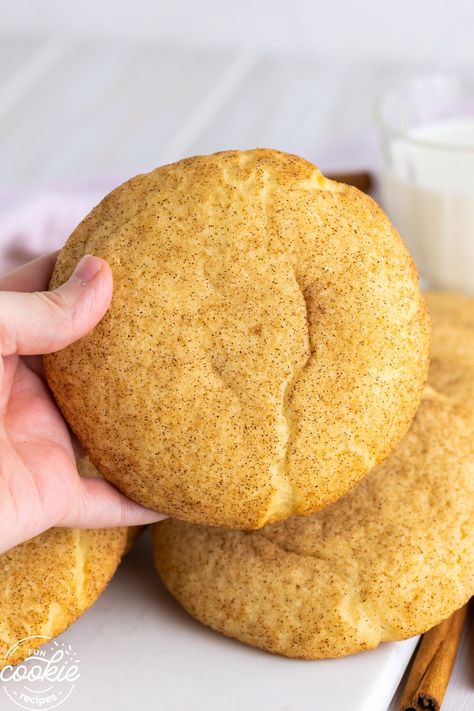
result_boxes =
[32,531,418,711]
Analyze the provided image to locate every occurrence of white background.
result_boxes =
[1,0,474,189]
[2,0,474,64]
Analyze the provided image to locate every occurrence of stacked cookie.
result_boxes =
[0,458,128,669]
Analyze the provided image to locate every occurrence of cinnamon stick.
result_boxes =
[399,603,468,711]
[326,170,373,193]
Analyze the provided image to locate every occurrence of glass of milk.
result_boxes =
[376,74,474,293]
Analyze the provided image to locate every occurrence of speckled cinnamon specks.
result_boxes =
[44,148,430,529]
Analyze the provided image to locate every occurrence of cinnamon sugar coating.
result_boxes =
[45,149,430,528]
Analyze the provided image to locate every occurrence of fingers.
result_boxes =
[59,476,166,528]
[0,251,59,292]
[0,255,113,356]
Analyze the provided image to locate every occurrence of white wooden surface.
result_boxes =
[3,0,474,65]
[0,33,427,187]
[0,28,473,710]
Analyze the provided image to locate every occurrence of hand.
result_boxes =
[0,252,165,555]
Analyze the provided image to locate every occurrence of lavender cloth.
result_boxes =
[0,184,113,275]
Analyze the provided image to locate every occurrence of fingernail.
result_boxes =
[70,255,102,284]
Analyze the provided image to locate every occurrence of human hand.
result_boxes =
[0,252,165,555]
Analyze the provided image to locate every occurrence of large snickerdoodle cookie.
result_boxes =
[45,149,430,528]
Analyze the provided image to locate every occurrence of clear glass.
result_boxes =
[375,74,474,293]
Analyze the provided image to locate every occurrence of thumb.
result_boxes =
[0,255,113,356]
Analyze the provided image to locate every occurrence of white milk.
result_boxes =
[381,117,474,293]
